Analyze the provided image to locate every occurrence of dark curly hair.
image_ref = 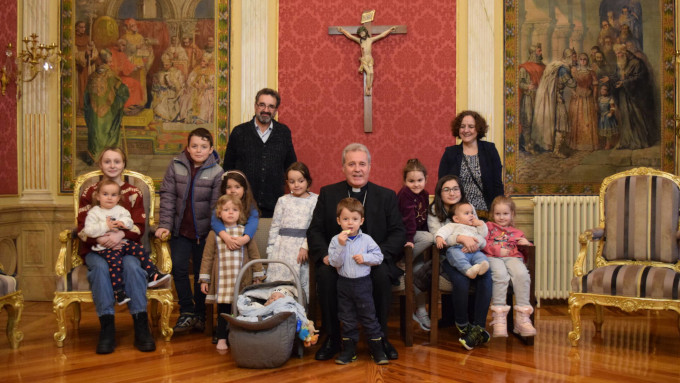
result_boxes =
[450,110,488,140]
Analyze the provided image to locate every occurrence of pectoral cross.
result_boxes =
[329,10,407,133]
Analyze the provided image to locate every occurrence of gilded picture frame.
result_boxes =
[503,0,676,195]
[59,0,230,192]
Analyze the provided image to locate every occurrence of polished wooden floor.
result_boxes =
[1,301,679,382]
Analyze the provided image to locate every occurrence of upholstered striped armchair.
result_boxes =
[0,249,23,349]
[568,167,680,346]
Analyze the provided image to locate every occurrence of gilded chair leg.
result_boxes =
[4,292,24,349]
[53,298,69,347]
[153,293,174,341]
[594,305,604,333]
[567,295,582,347]
[72,302,81,330]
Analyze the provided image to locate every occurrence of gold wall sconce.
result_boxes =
[1,34,62,98]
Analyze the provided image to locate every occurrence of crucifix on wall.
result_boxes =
[329,10,407,132]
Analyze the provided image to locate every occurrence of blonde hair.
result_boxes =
[215,194,246,225]
[489,195,516,226]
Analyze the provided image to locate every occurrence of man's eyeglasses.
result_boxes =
[257,102,277,110]
[442,187,460,194]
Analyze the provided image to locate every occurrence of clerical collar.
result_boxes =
[347,183,367,206]
[346,183,367,193]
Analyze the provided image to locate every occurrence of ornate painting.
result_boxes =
[60,0,230,192]
[504,0,676,195]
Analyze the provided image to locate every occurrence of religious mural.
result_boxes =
[60,0,230,192]
[504,0,676,195]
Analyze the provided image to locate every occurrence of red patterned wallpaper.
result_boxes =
[279,0,456,193]
[0,1,18,195]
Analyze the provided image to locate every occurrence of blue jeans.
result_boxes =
[442,258,492,328]
[170,235,206,317]
[86,252,148,316]
[445,246,488,275]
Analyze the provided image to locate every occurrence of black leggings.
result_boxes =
[216,303,232,340]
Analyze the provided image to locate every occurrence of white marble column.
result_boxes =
[240,0,270,122]
[467,0,496,132]
[19,0,57,203]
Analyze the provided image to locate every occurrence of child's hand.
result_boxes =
[500,248,510,257]
[155,228,170,239]
[297,248,308,264]
[517,238,532,246]
[112,220,127,229]
[106,216,116,230]
[323,255,330,266]
[472,218,484,227]
[220,232,240,250]
[405,241,414,248]
[200,282,209,294]
[236,235,251,246]
[338,230,350,246]
[436,236,446,249]
[352,254,365,264]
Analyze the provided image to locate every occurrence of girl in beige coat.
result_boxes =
[200,195,265,350]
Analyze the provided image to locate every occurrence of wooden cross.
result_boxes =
[329,10,407,133]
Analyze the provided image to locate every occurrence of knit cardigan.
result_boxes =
[222,118,297,215]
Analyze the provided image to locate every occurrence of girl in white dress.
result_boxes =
[266,162,318,300]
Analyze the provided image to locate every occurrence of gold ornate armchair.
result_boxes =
[0,248,23,349]
[569,167,680,346]
[54,169,174,347]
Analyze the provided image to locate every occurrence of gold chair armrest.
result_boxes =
[153,235,172,274]
[56,229,74,277]
[573,229,597,277]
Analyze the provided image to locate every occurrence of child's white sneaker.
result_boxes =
[412,308,431,331]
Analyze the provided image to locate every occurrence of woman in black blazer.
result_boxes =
[437,110,504,217]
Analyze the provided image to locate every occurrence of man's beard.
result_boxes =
[617,56,628,71]
[256,112,272,124]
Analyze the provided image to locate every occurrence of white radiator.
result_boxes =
[533,196,600,306]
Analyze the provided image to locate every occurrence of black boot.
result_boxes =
[382,338,399,360]
[96,314,115,354]
[335,338,357,365]
[368,338,389,365]
[132,312,156,352]
[314,336,341,360]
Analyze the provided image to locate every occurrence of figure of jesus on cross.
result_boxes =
[329,11,406,132]
[337,25,396,96]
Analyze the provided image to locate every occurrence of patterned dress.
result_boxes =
[266,192,318,300]
[216,225,244,304]
[460,154,488,212]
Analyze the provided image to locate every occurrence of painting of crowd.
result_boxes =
[74,13,216,165]
[519,1,658,158]
[76,17,215,123]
